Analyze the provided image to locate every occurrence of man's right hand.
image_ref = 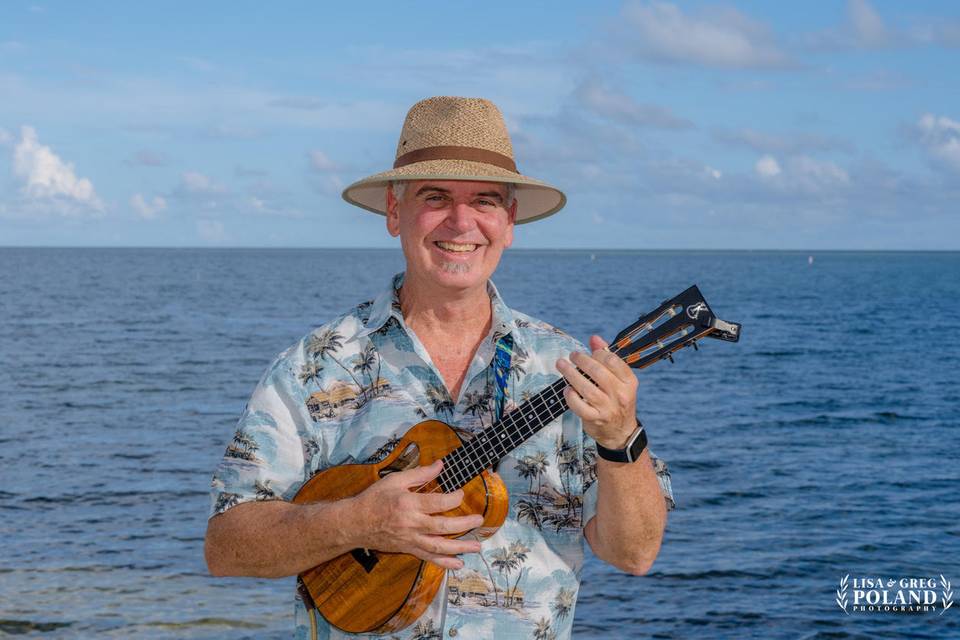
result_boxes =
[350,459,484,570]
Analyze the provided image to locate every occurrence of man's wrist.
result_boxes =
[595,419,647,464]
[595,418,640,450]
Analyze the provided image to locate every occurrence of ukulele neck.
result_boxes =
[437,377,572,492]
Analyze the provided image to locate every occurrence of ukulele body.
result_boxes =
[291,419,509,634]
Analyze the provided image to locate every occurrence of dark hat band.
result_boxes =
[393,145,518,173]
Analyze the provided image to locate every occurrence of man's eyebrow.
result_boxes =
[476,191,506,203]
[414,186,451,197]
[413,186,506,202]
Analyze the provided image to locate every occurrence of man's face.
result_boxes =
[386,180,517,294]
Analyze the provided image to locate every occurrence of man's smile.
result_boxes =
[433,241,481,253]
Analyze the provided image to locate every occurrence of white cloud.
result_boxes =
[0,128,11,145]
[914,113,960,173]
[312,174,344,197]
[755,154,849,189]
[126,149,167,167]
[755,155,782,177]
[789,155,850,185]
[714,128,853,154]
[848,0,889,47]
[246,195,303,218]
[130,193,167,219]
[309,150,338,172]
[805,0,960,51]
[12,125,103,213]
[179,171,226,195]
[575,79,693,129]
[618,1,791,69]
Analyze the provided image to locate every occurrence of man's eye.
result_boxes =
[477,199,497,207]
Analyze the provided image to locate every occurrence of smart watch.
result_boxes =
[595,420,647,463]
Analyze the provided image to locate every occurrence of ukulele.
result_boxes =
[292,285,740,633]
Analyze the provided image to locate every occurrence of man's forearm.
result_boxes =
[586,449,667,575]
[204,498,361,578]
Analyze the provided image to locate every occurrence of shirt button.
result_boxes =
[448,628,458,637]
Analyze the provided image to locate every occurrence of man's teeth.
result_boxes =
[435,241,478,252]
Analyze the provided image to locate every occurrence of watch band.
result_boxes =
[595,421,647,463]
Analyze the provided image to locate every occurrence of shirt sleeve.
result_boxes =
[209,350,309,518]
[579,418,600,530]
[647,449,675,511]
[579,430,676,531]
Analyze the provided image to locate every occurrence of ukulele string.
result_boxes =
[407,302,701,496]
[408,341,631,497]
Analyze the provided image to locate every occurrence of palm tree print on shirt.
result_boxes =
[213,492,241,514]
[463,389,492,428]
[298,361,323,389]
[513,439,586,532]
[364,434,402,463]
[551,587,575,623]
[253,479,276,500]
[424,383,454,420]
[353,342,388,408]
[307,328,364,392]
[407,618,441,640]
[506,344,528,403]
[224,429,259,461]
[514,436,596,533]
[533,617,556,640]
[450,539,530,611]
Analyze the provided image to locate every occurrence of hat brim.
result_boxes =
[342,159,566,224]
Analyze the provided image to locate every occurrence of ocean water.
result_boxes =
[1,248,958,639]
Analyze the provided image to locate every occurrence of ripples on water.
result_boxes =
[1,248,958,639]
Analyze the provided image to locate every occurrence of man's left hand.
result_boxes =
[557,335,638,450]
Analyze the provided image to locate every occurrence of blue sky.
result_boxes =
[1,1,958,249]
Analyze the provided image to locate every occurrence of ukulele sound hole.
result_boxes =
[351,548,379,572]
[378,442,420,478]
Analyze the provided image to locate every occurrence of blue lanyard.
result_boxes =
[492,334,513,421]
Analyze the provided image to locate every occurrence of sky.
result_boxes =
[1,1,958,249]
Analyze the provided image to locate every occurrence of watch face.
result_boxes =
[627,428,647,462]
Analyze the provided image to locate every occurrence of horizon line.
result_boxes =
[1,246,959,253]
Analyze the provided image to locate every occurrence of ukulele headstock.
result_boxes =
[611,285,740,369]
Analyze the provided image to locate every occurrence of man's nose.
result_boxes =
[447,202,477,231]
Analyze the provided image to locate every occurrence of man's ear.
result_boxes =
[385,185,400,237]
[504,198,517,248]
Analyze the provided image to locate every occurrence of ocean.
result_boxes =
[1,248,958,639]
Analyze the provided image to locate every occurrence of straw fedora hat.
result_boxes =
[342,96,566,223]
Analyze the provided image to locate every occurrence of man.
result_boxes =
[205,96,674,639]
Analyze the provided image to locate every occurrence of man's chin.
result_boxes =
[423,262,493,292]
[437,261,472,275]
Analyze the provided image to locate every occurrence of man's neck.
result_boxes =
[398,271,493,337]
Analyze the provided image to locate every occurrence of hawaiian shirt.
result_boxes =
[209,272,675,640]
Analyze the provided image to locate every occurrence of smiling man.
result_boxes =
[204,97,674,640]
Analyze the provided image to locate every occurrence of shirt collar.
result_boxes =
[357,271,525,352]
[358,272,406,337]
